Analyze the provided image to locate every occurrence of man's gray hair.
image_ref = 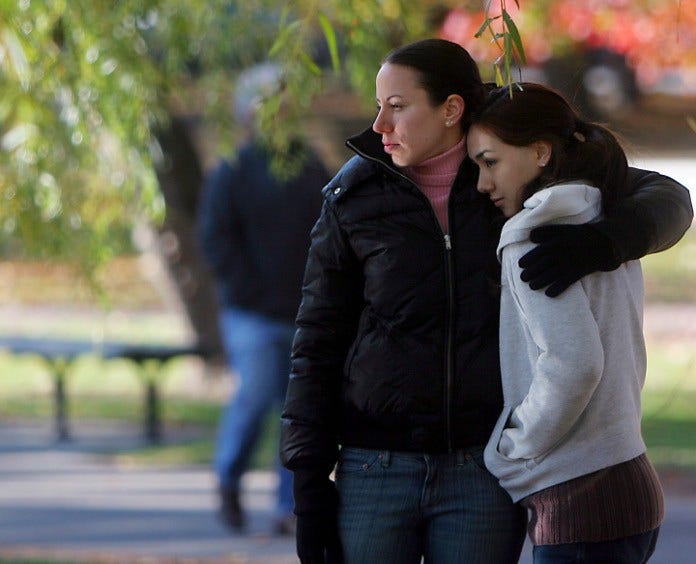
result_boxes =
[234,62,282,126]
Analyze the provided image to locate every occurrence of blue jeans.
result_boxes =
[335,446,526,564]
[215,306,295,516]
[533,528,660,563]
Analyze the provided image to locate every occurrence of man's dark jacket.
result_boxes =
[197,141,330,324]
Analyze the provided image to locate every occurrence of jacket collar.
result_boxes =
[346,127,394,169]
[343,126,484,204]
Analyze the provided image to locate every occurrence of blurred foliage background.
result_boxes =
[0,0,694,359]
[2,0,692,263]
[0,0,443,265]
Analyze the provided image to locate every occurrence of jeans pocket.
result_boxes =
[336,447,383,476]
[461,447,489,473]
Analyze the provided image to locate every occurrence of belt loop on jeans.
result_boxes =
[379,450,391,468]
[456,449,467,466]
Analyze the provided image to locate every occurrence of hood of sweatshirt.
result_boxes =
[497,182,603,261]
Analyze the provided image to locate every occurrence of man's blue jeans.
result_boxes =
[215,306,295,517]
[335,446,527,564]
[532,528,660,563]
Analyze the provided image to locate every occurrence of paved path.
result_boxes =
[0,420,695,563]
[0,420,296,563]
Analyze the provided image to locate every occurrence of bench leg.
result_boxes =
[53,363,70,442]
[145,380,160,444]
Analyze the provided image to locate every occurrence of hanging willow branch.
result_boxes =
[475,0,527,96]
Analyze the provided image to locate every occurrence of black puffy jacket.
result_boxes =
[281,127,694,475]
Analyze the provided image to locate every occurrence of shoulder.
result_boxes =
[520,183,602,226]
[322,155,383,203]
[204,158,237,190]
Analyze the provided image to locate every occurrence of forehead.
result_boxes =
[467,126,499,152]
[376,63,424,97]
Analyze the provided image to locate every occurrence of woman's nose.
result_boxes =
[372,109,391,134]
[477,172,492,193]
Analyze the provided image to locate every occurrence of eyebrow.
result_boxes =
[474,149,491,160]
[376,94,405,103]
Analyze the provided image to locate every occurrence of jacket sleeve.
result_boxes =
[595,167,693,263]
[498,242,605,460]
[280,200,363,476]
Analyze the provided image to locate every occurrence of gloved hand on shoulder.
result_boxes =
[519,223,621,297]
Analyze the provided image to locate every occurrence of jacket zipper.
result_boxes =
[346,140,458,452]
[443,234,455,452]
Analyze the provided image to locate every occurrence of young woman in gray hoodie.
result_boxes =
[468,83,665,564]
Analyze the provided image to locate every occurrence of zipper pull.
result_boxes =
[444,234,452,250]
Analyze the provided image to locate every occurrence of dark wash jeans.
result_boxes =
[335,446,526,564]
[533,528,660,563]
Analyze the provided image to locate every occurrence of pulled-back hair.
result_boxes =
[471,83,629,210]
[384,38,486,131]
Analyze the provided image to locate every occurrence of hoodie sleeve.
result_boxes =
[497,240,605,460]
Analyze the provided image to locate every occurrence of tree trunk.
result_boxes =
[153,115,226,366]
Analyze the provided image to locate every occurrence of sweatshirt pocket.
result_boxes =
[484,406,539,480]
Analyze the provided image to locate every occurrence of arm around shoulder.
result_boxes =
[596,168,693,263]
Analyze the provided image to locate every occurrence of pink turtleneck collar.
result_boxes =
[403,136,467,234]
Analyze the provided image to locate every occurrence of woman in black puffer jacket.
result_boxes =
[280,39,693,564]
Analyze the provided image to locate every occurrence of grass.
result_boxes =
[0,339,693,476]
[641,342,696,473]
[0,351,278,470]
[641,225,696,302]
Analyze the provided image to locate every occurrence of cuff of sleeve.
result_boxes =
[292,469,339,516]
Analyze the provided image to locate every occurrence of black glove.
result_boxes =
[293,470,342,564]
[519,223,620,297]
[297,512,343,564]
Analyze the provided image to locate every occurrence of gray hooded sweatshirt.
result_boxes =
[484,182,647,503]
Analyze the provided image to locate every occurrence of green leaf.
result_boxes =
[502,9,526,64]
[2,27,31,91]
[504,32,513,84]
[687,116,696,133]
[299,50,322,76]
[495,65,504,86]
[268,20,302,58]
[317,12,340,73]
[474,17,493,38]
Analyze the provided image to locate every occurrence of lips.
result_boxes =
[383,143,398,154]
[491,197,504,207]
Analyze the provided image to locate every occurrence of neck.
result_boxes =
[408,135,467,175]
[403,136,467,234]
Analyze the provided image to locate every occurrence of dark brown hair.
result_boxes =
[471,83,629,210]
[384,38,486,131]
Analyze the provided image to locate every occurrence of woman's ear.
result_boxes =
[535,141,553,167]
[444,94,465,126]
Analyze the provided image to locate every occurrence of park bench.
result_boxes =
[0,336,209,443]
